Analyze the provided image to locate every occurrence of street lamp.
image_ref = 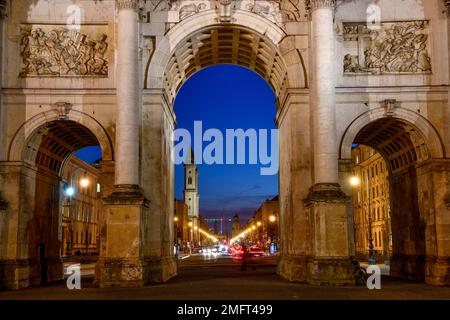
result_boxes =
[80,177,89,188]
[350,173,376,265]
[65,186,75,197]
[63,185,75,256]
[79,175,91,255]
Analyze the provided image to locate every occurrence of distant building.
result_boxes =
[351,145,392,262]
[174,199,190,253]
[60,156,101,257]
[243,196,279,249]
[184,150,199,244]
[232,214,240,238]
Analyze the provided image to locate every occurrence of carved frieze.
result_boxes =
[19,24,109,77]
[140,0,307,31]
[179,2,208,20]
[239,0,307,26]
[342,21,431,75]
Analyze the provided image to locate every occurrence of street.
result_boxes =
[1,255,450,300]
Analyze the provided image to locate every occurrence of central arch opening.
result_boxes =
[157,23,288,282]
[172,63,279,276]
[163,25,288,106]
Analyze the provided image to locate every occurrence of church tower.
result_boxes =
[184,149,199,244]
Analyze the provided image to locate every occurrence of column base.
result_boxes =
[0,259,37,290]
[0,258,63,290]
[95,184,178,288]
[277,255,309,283]
[146,256,178,283]
[307,257,354,286]
[94,256,177,288]
[45,257,64,283]
[390,254,425,282]
[278,255,354,285]
[300,183,354,285]
[94,258,148,287]
[425,256,450,286]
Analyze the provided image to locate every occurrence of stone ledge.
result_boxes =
[425,256,450,286]
[103,184,150,206]
[304,183,350,205]
[94,256,177,288]
[278,254,354,285]
[307,257,354,286]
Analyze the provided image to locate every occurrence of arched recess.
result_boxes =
[339,107,445,164]
[8,109,114,164]
[340,107,447,282]
[146,10,293,106]
[4,109,114,286]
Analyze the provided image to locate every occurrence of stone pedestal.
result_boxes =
[417,160,450,285]
[0,259,36,290]
[426,257,450,286]
[95,185,148,287]
[94,185,177,287]
[305,184,354,285]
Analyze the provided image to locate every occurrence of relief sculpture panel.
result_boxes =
[342,20,431,75]
[19,24,109,77]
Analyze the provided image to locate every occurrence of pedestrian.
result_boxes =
[240,245,248,271]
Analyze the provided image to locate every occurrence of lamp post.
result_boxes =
[79,176,90,255]
[350,171,376,265]
[63,185,75,257]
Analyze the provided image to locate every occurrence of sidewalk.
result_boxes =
[63,262,96,277]
[360,262,390,275]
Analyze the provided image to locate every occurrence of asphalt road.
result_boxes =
[1,254,450,300]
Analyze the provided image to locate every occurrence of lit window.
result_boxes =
[97,183,101,193]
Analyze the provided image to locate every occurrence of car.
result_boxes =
[249,246,264,257]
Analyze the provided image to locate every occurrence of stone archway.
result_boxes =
[339,108,450,285]
[0,114,114,289]
[137,14,302,288]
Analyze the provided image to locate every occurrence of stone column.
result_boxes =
[115,0,140,189]
[305,0,353,285]
[95,0,149,287]
[311,0,338,186]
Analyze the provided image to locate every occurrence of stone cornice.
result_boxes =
[116,0,138,11]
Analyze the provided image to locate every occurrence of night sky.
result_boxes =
[76,64,278,224]
[174,65,278,223]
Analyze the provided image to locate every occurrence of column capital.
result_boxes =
[0,0,8,20]
[116,0,138,11]
[305,0,336,12]
[444,0,450,16]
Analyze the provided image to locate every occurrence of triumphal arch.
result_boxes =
[1,0,450,289]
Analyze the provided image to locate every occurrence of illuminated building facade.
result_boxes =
[351,145,392,263]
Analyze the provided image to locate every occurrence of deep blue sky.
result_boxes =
[173,65,278,223]
[75,65,278,225]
